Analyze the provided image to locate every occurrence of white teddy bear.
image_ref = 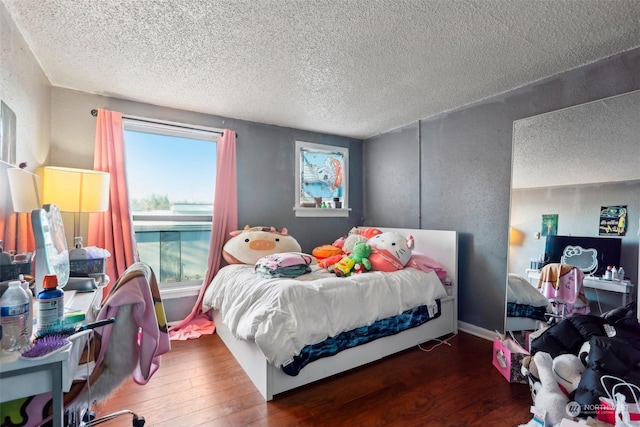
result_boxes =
[520,352,571,427]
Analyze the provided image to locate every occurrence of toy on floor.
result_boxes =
[552,354,585,396]
[522,352,585,400]
[520,352,571,427]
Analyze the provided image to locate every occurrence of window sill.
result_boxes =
[159,283,201,300]
[294,207,350,218]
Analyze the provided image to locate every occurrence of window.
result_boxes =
[294,141,349,218]
[123,118,218,288]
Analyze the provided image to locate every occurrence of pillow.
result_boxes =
[254,252,313,279]
[223,225,302,265]
[406,251,447,279]
[368,232,414,272]
[349,226,383,239]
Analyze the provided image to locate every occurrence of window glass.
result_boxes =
[123,119,217,286]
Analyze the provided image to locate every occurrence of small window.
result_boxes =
[294,141,349,218]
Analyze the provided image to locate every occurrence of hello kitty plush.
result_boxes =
[367,232,415,272]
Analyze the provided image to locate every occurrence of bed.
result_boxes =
[201,227,458,401]
[505,273,550,332]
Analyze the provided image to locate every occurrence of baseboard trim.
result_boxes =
[458,321,496,341]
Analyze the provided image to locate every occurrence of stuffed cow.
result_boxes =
[222,225,301,265]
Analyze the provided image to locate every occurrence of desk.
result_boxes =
[0,288,100,427]
[526,269,635,308]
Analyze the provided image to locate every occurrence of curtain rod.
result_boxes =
[90,109,234,137]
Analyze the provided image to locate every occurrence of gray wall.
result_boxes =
[0,1,51,169]
[364,47,640,332]
[51,88,364,253]
[510,182,640,283]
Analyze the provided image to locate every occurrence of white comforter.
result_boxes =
[202,264,448,367]
[507,273,549,306]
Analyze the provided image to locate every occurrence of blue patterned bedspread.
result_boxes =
[506,302,547,321]
[282,300,442,376]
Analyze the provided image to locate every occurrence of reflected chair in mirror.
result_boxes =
[0,262,170,427]
[537,262,590,324]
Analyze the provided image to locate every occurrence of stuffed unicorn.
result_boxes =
[519,352,570,427]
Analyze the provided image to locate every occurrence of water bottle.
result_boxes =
[37,274,65,332]
[19,274,33,340]
[0,280,30,352]
[618,266,625,281]
[605,266,612,280]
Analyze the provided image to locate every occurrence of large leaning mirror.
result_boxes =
[506,89,640,330]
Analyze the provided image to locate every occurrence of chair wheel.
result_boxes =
[132,415,145,427]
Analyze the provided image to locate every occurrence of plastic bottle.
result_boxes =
[618,266,625,281]
[612,266,618,281]
[0,280,30,352]
[37,274,65,332]
[604,266,612,280]
[18,274,33,340]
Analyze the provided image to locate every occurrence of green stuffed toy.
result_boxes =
[334,242,372,277]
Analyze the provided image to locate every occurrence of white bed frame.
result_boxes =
[506,316,543,332]
[213,227,458,401]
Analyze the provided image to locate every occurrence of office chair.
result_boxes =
[537,262,590,323]
[0,262,170,427]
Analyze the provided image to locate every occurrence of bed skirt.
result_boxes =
[506,302,547,321]
[282,300,442,376]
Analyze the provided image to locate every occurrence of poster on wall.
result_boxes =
[541,214,558,236]
[599,205,627,236]
[0,100,17,165]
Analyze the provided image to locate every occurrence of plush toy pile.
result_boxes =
[312,227,416,276]
[221,224,445,281]
[334,241,371,277]
[519,304,640,427]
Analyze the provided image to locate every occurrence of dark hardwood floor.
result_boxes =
[93,331,533,426]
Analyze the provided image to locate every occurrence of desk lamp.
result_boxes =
[5,166,42,266]
[7,168,70,294]
[40,166,110,258]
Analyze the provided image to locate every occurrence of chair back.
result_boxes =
[538,263,590,318]
[72,262,170,408]
[0,262,169,427]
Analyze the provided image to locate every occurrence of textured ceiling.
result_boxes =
[3,0,640,139]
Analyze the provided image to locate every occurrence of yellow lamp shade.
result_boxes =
[509,227,525,246]
[41,167,110,213]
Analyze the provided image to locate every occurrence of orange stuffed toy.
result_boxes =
[312,244,343,260]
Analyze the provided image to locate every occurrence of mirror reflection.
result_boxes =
[507,90,640,328]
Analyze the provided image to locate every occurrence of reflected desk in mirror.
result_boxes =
[526,268,634,315]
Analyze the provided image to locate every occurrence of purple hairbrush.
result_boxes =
[20,335,71,360]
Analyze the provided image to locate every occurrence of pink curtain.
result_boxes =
[88,109,139,295]
[1,212,34,255]
[169,130,238,340]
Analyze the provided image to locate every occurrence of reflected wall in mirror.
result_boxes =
[508,89,640,315]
